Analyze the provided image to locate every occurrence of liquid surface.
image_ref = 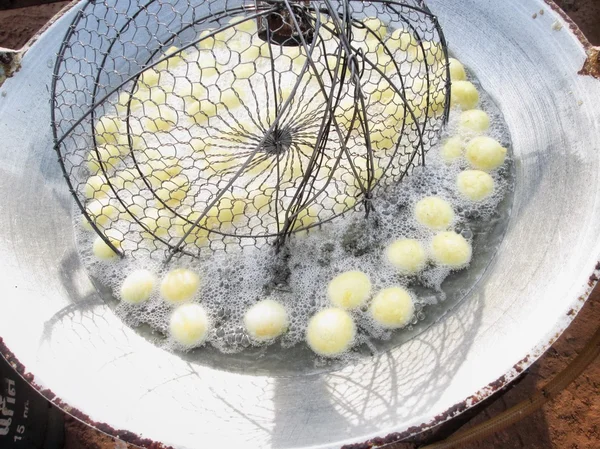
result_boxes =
[75,26,514,374]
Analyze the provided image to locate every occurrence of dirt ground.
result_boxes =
[1,1,599,449]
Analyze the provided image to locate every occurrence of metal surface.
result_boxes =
[0,0,599,448]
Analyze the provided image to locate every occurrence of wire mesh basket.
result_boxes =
[51,0,450,261]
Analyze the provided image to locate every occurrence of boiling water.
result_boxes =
[76,64,513,375]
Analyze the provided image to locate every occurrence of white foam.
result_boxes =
[74,48,513,358]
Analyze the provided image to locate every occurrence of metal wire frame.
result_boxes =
[51,0,450,262]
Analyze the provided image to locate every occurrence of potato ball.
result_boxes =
[95,116,122,145]
[327,270,372,310]
[355,17,387,42]
[139,208,172,239]
[84,198,118,229]
[370,121,399,151]
[431,231,472,267]
[144,158,183,187]
[417,41,443,65]
[465,136,507,171]
[141,105,177,133]
[456,170,494,201]
[240,45,261,63]
[244,300,289,341]
[210,195,248,225]
[130,87,168,112]
[385,239,427,274]
[169,303,211,347]
[306,308,356,357]
[110,168,138,190]
[139,68,160,88]
[451,80,479,110]
[440,136,463,163]
[233,62,255,80]
[370,287,415,329]
[229,16,257,34]
[388,29,417,52]
[188,99,218,124]
[92,234,121,260]
[459,109,490,135]
[448,57,466,81]
[84,175,110,199]
[282,205,320,232]
[219,88,243,110]
[155,175,190,207]
[115,91,135,114]
[366,17,387,39]
[87,144,121,173]
[160,268,200,304]
[198,53,218,77]
[120,269,156,304]
[161,46,185,68]
[414,196,454,230]
[370,80,396,105]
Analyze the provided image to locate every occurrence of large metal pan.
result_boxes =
[0,0,599,447]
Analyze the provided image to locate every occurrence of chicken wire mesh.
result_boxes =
[51,0,450,261]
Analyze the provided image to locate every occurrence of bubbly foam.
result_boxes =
[75,57,513,360]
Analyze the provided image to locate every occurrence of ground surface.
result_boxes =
[1,1,599,448]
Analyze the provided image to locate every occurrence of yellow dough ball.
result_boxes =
[440,136,463,163]
[84,175,110,199]
[370,121,399,151]
[448,57,466,81]
[431,231,472,268]
[369,287,415,329]
[210,194,247,226]
[115,91,134,114]
[459,109,490,135]
[456,170,494,201]
[465,136,507,171]
[306,308,356,357]
[130,88,168,113]
[139,207,172,239]
[414,196,454,230]
[87,144,121,173]
[233,62,255,80]
[139,68,160,88]
[198,29,219,50]
[92,234,121,260]
[385,239,427,274]
[160,46,185,69]
[144,157,183,187]
[327,270,372,310]
[219,88,243,110]
[198,53,218,77]
[95,116,123,145]
[141,105,177,133]
[169,303,211,347]
[243,299,289,342]
[370,79,396,105]
[388,28,417,52]
[84,198,118,229]
[155,174,190,207]
[229,17,257,34]
[188,99,217,124]
[120,269,156,304]
[281,205,320,231]
[160,268,200,304]
[417,41,443,66]
[363,17,387,40]
[451,80,479,110]
[240,44,261,63]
